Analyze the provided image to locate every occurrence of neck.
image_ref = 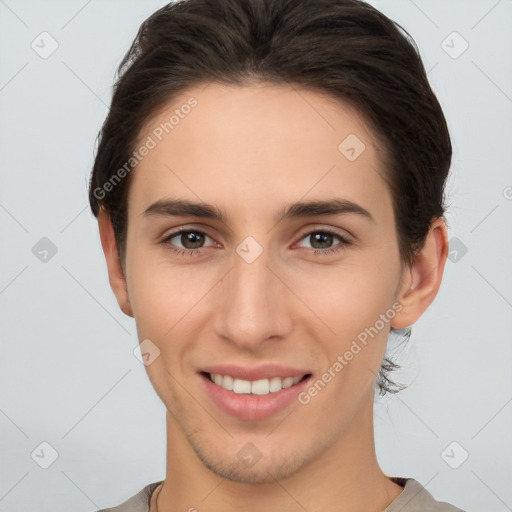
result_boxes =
[156,399,403,512]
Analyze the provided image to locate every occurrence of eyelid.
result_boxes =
[294,224,354,242]
[160,223,214,238]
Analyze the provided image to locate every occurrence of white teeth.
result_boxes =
[269,376,282,392]
[282,377,294,389]
[233,378,251,394]
[251,379,270,395]
[223,375,234,391]
[209,373,304,395]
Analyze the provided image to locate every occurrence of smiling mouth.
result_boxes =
[201,372,311,396]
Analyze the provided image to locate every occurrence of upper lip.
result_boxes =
[200,364,311,381]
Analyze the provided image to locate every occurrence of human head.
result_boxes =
[89,4,451,486]
[88,0,451,395]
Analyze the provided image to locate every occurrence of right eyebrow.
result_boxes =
[142,198,228,223]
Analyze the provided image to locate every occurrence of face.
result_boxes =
[122,82,407,483]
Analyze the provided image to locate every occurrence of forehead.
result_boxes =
[128,82,392,225]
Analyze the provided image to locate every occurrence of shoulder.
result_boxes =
[385,478,466,511]
[94,481,163,512]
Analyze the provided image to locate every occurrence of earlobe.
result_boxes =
[97,208,134,318]
[391,217,449,329]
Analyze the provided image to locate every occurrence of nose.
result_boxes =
[213,240,293,352]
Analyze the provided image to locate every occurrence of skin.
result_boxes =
[98,82,448,512]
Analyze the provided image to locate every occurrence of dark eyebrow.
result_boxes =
[142,197,374,224]
[279,198,374,223]
[142,198,229,223]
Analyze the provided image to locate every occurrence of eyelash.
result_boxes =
[159,228,352,257]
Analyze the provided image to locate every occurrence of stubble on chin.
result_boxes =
[183,427,315,485]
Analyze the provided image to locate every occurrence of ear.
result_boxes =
[97,208,134,318]
[391,217,449,329]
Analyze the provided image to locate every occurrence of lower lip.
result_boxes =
[200,373,312,420]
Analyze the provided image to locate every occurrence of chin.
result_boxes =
[199,452,307,484]
[191,432,318,484]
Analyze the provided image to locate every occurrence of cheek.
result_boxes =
[127,244,187,318]
[286,257,399,338]
[125,245,214,354]
[286,258,401,397]
[125,245,174,350]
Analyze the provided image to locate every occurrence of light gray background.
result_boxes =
[1,0,511,510]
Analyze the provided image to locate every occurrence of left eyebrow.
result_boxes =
[141,197,375,224]
[278,198,374,224]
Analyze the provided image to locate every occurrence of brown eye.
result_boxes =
[296,230,351,256]
[160,229,214,255]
